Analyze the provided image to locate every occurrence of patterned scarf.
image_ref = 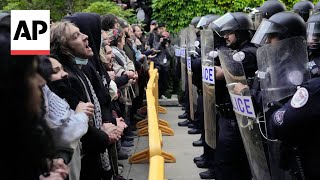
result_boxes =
[83,75,111,171]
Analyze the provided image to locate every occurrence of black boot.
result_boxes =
[188,128,202,134]
[196,160,210,168]
[178,119,190,126]
[178,112,189,119]
[199,168,216,179]
[192,139,204,146]
[193,154,207,163]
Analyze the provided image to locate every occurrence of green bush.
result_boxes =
[83,0,135,23]
[2,0,134,22]
[3,0,68,21]
[151,0,319,33]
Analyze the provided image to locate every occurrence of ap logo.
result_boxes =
[11,10,50,55]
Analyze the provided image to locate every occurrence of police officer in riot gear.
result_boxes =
[187,22,203,135]
[293,0,314,22]
[192,15,222,179]
[307,13,320,77]
[261,12,320,179]
[251,11,316,179]
[178,17,201,125]
[211,12,257,180]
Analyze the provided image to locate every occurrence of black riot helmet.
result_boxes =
[197,14,212,28]
[212,12,253,49]
[293,0,314,22]
[211,12,253,37]
[251,12,306,45]
[254,0,286,29]
[197,14,220,29]
[205,15,220,27]
[258,0,286,19]
[306,13,320,50]
[190,16,201,27]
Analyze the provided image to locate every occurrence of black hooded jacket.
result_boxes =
[64,13,115,124]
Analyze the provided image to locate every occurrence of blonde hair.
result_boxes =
[50,21,76,55]
[100,47,107,63]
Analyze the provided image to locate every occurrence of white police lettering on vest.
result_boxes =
[229,93,256,118]
[202,66,215,84]
[180,48,186,58]
[175,47,181,57]
[187,57,192,71]
[11,10,50,55]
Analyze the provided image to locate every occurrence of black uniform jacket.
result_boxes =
[270,77,320,178]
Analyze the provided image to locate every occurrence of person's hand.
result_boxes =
[232,83,249,95]
[107,71,116,80]
[159,37,164,43]
[133,72,138,80]
[76,102,94,118]
[116,117,128,129]
[128,79,136,84]
[53,168,69,179]
[52,158,69,174]
[101,123,121,144]
[39,171,65,180]
[124,71,135,79]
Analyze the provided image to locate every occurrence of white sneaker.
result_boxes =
[161,95,168,100]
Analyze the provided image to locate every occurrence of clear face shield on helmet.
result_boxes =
[251,19,288,46]
[197,16,208,29]
[253,11,267,30]
[307,22,320,50]
[212,13,240,37]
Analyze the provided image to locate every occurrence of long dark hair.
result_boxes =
[0,28,55,179]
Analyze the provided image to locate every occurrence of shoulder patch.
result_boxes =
[274,110,286,126]
[233,51,245,62]
[195,41,200,48]
[290,87,309,108]
[209,51,218,58]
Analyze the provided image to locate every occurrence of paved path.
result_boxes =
[120,106,212,180]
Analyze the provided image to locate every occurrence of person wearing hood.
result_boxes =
[50,19,122,180]
[63,13,117,126]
